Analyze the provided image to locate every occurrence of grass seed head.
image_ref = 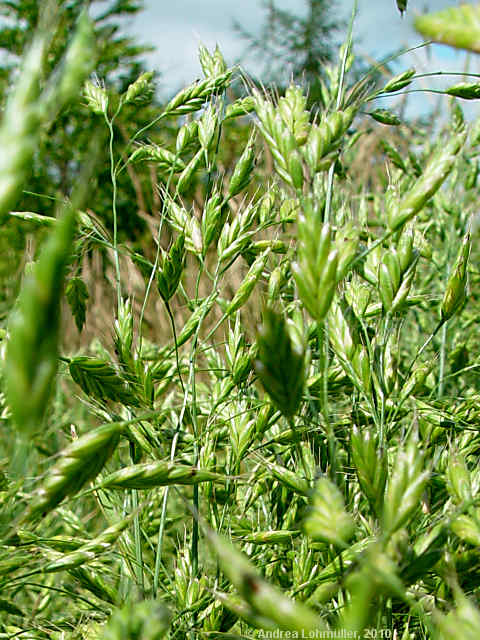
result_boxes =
[164,70,232,117]
[441,232,471,322]
[382,67,415,93]
[293,209,338,321]
[83,79,108,115]
[157,233,185,303]
[44,516,132,573]
[100,461,226,489]
[351,426,387,517]
[199,44,227,77]
[225,251,269,316]
[383,434,430,537]
[447,452,473,504]
[303,477,355,547]
[69,356,139,406]
[6,206,76,434]
[54,12,96,109]
[228,132,256,198]
[123,71,154,105]
[388,128,466,230]
[254,306,305,419]
[24,422,124,523]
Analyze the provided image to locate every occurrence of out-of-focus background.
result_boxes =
[129,0,467,110]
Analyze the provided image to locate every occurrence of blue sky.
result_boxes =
[127,0,464,94]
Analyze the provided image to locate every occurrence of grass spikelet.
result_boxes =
[369,109,401,126]
[113,297,134,372]
[163,70,232,117]
[167,199,203,253]
[450,514,480,546]
[334,222,360,281]
[224,95,256,120]
[129,144,185,173]
[351,426,387,517]
[242,530,301,545]
[44,516,132,573]
[198,103,219,161]
[100,461,226,489]
[228,132,256,198]
[83,78,108,115]
[329,298,359,362]
[292,203,338,322]
[387,127,466,230]
[176,120,199,154]
[254,307,305,419]
[277,85,310,146]
[0,13,52,222]
[199,44,227,77]
[227,405,256,462]
[23,422,124,523]
[225,251,269,317]
[157,233,185,303]
[6,206,76,434]
[123,71,154,105]
[303,107,355,174]
[176,295,216,347]
[65,277,89,333]
[382,68,415,93]
[68,356,139,406]
[382,434,430,537]
[441,232,471,322]
[447,452,473,504]
[69,566,118,605]
[176,149,203,194]
[202,189,228,255]
[225,315,253,386]
[252,89,302,186]
[260,458,310,496]
[303,477,355,547]
[378,248,417,313]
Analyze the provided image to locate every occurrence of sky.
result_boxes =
[127,0,468,96]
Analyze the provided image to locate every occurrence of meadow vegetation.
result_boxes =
[3,1,480,638]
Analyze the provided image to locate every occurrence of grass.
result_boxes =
[3,2,480,639]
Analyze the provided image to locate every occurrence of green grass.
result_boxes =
[3,3,480,639]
